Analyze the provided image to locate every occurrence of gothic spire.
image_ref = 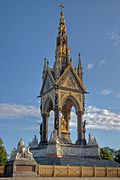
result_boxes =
[77,53,83,80]
[42,58,48,81]
[54,4,70,78]
[58,3,66,36]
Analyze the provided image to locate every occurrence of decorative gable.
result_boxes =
[41,70,55,94]
[61,73,80,90]
[56,65,86,92]
[43,76,53,93]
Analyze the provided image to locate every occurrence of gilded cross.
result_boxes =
[59,3,64,13]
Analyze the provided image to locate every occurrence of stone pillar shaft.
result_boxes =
[77,111,84,140]
[76,111,86,145]
[54,92,59,136]
[42,113,49,142]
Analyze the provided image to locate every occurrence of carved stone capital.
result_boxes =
[42,112,50,118]
[76,110,83,116]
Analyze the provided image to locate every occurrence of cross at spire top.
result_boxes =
[59,3,64,13]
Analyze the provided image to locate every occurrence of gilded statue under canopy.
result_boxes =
[61,115,68,131]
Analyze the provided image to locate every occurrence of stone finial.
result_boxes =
[77,53,83,79]
[42,58,48,81]
[59,3,64,13]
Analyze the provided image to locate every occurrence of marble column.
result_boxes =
[42,112,49,143]
[54,93,59,136]
[58,109,62,137]
[76,111,86,145]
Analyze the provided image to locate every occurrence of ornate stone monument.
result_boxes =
[31,4,100,164]
[5,138,37,177]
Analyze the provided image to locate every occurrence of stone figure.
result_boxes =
[40,123,42,135]
[16,138,26,157]
[29,135,38,148]
[83,120,87,128]
[49,129,59,144]
[10,138,34,161]
[38,123,42,143]
[88,132,98,145]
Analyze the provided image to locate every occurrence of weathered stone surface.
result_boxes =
[31,142,100,162]
[35,156,120,167]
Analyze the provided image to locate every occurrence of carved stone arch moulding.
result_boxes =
[42,95,54,114]
[60,94,81,113]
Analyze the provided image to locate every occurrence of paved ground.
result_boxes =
[0,178,119,180]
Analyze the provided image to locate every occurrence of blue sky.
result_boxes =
[0,0,120,154]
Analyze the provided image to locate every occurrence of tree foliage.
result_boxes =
[114,149,120,163]
[0,138,7,165]
[100,148,113,160]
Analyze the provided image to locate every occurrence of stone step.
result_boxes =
[35,157,120,167]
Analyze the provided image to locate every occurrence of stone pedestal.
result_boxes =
[5,159,37,177]
[60,130,72,144]
[31,142,100,164]
[5,138,38,177]
[31,130,100,164]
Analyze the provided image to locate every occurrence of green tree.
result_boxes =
[0,138,7,165]
[100,148,113,160]
[114,149,120,163]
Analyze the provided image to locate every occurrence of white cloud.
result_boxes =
[101,89,113,96]
[107,29,120,47]
[70,106,120,131]
[84,106,120,130]
[0,125,39,131]
[100,89,120,98]
[22,125,39,131]
[0,103,39,119]
[87,63,94,70]
[99,59,107,68]
[0,103,120,131]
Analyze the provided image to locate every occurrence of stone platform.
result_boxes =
[1,177,120,180]
[30,142,120,167]
[35,156,120,167]
[31,143,100,159]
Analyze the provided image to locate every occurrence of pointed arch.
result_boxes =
[43,96,54,114]
[61,95,80,112]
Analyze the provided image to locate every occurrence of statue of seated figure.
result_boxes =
[61,115,67,131]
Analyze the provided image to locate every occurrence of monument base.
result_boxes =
[30,143,120,167]
[31,142,100,165]
[5,159,38,177]
[5,138,38,177]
